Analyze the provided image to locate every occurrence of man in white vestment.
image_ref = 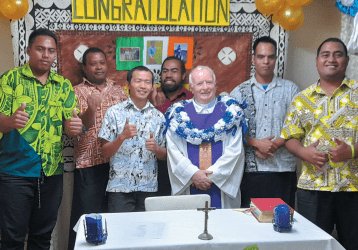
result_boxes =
[164,66,247,208]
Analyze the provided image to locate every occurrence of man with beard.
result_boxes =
[68,47,128,250]
[153,56,193,196]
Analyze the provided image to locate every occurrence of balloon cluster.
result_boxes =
[0,0,29,20]
[255,0,313,30]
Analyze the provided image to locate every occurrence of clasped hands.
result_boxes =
[254,136,280,159]
[191,170,213,191]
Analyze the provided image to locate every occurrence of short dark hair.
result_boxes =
[317,38,348,57]
[28,28,57,48]
[82,47,107,66]
[161,56,186,75]
[127,66,154,85]
[253,36,277,55]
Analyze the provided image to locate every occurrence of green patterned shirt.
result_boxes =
[0,63,78,176]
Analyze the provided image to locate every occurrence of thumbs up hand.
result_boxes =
[121,118,137,140]
[303,140,329,173]
[328,137,352,163]
[146,131,157,153]
[66,108,83,137]
[11,102,29,129]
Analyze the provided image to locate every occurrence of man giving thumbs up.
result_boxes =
[99,66,166,213]
[0,28,80,250]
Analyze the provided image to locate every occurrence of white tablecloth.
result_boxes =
[74,209,344,250]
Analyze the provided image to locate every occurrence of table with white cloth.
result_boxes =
[74,209,344,250]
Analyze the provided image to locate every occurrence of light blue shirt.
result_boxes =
[98,97,166,192]
[230,76,300,172]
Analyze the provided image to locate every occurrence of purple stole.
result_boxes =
[185,102,227,209]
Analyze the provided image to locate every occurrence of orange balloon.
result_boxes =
[286,0,313,6]
[256,0,285,16]
[1,0,29,20]
[0,9,7,19]
[272,14,280,24]
[277,3,304,30]
[301,0,313,6]
[286,0,302,6]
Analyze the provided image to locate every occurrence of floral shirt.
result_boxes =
[98,97,166,193]
[73,78,128,169]
[281,79,358,192]
[0,63,78,176]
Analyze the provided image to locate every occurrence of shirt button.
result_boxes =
[265,104,267,106]
[264,129,266,131]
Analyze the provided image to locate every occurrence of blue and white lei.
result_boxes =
[163,96,248,145]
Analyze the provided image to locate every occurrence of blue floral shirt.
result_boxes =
[98,97,166,193]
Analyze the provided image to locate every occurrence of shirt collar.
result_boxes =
[83,77,110,89]
[164,85,189,102]
[251,75,281,89]
[125,96,153,111]
[20,62,61,84]
[193,97,217,113]
[309,77,351,97]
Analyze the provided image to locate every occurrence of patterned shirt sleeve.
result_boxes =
[62,79,78,120]
[156,115,166,148]
[98,107,120,142]
[0,71,15,116]
[280,95,306,141]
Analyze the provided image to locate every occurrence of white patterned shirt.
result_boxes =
[231,76,300,172]
[98,97,166,193]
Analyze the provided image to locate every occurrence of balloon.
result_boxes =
[272,14,280,24]
[301,0,314,6]
[277,3,304,30]
[0,0,29,20]
[255,0,286,16]
[286,0,303,6]
[0,10,7,19]
[286,0,313,6]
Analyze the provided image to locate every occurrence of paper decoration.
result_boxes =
[168,37,194,69]
[116,37,143,71]
[143,37,169,70]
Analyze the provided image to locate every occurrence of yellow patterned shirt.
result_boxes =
[0,63,78,176]
[281,79,358,192]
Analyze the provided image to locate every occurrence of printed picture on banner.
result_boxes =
[147,40,163,65]
[119,47,140,62]
[174,43,188,63]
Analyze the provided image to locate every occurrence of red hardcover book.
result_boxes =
[250,198,294,223]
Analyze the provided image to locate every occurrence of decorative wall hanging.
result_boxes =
[10,0,289,189]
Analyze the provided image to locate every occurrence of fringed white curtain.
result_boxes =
[341,13,358,79]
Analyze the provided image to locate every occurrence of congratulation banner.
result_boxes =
[72,0,230,26]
